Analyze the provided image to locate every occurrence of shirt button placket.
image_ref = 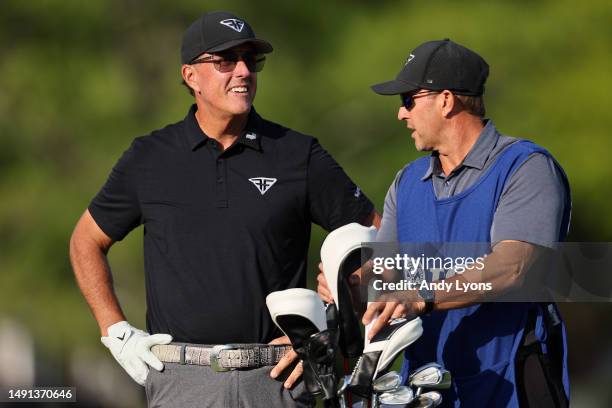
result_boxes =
[216,158,228,208]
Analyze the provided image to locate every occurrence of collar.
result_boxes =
[421,119,499,180]
[183,104,263,152]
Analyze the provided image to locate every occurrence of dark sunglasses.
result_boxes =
[189,52,266,73]
[400,90,441,109]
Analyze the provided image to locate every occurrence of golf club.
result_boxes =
[408,362,451,396]
[372,371,402,392]
[420,391,442,407]
[378,385,415,405]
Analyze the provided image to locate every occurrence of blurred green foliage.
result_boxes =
[0,0,611,388]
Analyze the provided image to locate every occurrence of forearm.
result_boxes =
[432,241,537,311]
[69,216,126,336]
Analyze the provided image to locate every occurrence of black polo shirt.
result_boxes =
[89,105,373,344]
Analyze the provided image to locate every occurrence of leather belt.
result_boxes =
[152,343,292,372]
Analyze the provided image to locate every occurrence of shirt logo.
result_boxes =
[249,177,277,195]
[220,19,245,33]
[245,132,257,140]
[354,187,361,198]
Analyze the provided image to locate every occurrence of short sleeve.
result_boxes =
[376,167,407,242]
[491,153,569,248]
[307,139,373,231]
[88,140,143,241]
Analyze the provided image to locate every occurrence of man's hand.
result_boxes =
[268,335,303,389]
[316,262,334,303]
[316,262,361,304]
[362,295,425,340]
[101,321,172,386]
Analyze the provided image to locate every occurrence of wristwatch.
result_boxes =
[418,286,435,315]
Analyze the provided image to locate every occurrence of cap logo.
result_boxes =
[405,54,415,65]
[220,18,245,32]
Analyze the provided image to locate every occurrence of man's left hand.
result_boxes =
[268,336,303,389]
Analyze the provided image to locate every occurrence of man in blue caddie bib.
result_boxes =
[361,39,571,407]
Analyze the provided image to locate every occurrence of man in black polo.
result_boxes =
[69,11,378,407]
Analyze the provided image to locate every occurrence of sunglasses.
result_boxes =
[400,90,440,109]
[190,52,266,73]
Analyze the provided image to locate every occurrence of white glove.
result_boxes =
[101,321,172,386]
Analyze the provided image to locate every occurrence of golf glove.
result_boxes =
[101,321,172,386]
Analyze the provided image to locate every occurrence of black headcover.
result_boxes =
[334,249,367,357]
[293,328,340,401]
[267,289,340,403]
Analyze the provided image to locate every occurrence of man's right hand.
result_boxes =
[316,262,334,303]
[362,296,425,340]
[101,321,173,386]
[316,262,362,304]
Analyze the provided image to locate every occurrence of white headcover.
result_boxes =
[320,223,377,310]
[266,288,327,336]
[364,317,423,376]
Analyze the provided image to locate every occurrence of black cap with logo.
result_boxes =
[181,11,273,64]
[371,39,489,96]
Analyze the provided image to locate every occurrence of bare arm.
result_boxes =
[69,209,126,336]
[431,240,539,309]
[363,240,543,338]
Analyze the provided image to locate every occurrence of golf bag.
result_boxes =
[267,223,450,407]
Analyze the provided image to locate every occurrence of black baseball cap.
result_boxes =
[181,11,273,64]
[371,39,489,96]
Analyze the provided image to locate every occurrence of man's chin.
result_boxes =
[414,143,433,152]
[411,135,431,151]
[226,102,253,116]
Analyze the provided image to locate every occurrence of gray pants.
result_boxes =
[145,362,314,408]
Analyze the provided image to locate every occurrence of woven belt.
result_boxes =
[152,343,292,372]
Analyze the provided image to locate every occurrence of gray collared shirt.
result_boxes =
[377,120,568,248]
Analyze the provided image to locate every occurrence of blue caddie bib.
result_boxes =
[396,140,570,407]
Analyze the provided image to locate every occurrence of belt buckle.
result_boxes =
[210,345,237,372]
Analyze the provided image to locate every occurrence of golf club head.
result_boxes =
[372,371,402,392]
[378,386,414,405]
[321,223,377,357]
[420,391,442,407]
[346,317,423,397]
[408,363,451,390]
[409,394,436,408]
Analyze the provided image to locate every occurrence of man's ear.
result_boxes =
[181,64,200,94]
[440,90,456,117]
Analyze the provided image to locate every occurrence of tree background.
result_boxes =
[1,0,610,406]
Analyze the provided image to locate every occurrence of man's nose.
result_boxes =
[233,59,252,77]
[398,106,409,121]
